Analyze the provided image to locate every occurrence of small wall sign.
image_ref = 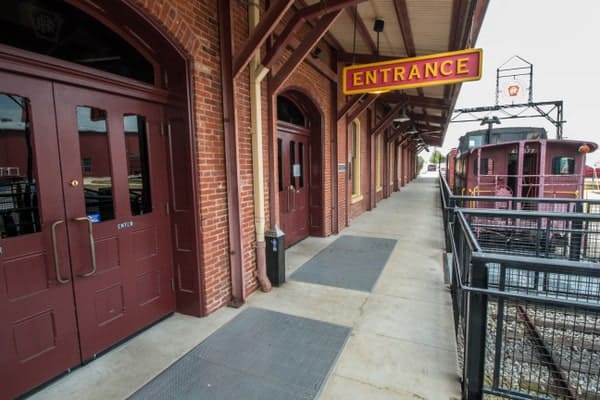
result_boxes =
[117,221,134,230]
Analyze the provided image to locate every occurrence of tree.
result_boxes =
[417,155,425,173]
[429,150,446,165]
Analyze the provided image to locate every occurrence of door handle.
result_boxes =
[289,185,295,211]
[291,185,296,210]
[73,217,97,278]
[51,220,70,284]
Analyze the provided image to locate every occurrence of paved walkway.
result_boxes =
[27,177,460,400]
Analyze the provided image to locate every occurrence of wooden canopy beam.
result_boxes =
[264,0,367,70]
[271,11,341,93]
[337,94,364,121]
[370,103,403,137]
[233,0,295,79]
[347,93,378,122]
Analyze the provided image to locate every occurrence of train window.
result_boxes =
[468,135,484,148]
[552,156,575,175]
[474,158,494,176]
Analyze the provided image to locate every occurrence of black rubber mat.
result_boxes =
[128,307,351,400]
[290,235,397,292]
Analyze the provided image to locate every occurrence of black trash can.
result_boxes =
[265,228,286,286]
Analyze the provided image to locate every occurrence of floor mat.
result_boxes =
[128,307,351,400]
[290,235,397,292]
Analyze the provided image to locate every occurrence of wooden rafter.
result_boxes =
[264,0,367,70]
[346,6,377,55]
[233,0,296,79]
[271,11,342,93]
[386,124,409,143]
[393,0,413,56]
[379,93,449,109]
[370,102,403,137]
[410,112,446,125]
[347,93,378,122]
[337,94,364,121]
[287,36,337,81]
[393,0,437,133]
[336,52,397,64]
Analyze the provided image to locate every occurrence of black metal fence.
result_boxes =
[440,176,600,399]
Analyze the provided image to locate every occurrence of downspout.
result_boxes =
[249,2,272,292]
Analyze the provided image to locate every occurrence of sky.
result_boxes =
[438,0,600,166]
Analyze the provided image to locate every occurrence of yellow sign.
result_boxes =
[342,49,482,95]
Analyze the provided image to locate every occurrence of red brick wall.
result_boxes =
[131,1,385,315]
[134,0,236,313]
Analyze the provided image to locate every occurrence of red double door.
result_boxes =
[0,72,175,399]
[278,124,310,247]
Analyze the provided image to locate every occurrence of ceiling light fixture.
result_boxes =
[373,17,384,56]
[394,108,410,122]
[367,18,386,94]
[406,123,419,134]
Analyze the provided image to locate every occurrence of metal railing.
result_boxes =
[441,176,600,399]
[441,174,600,217]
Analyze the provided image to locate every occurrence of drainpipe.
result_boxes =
[249,2,272,292]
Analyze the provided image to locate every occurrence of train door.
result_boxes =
[0,72,174,399]
[522,147,539,197]
[507,153,518,195]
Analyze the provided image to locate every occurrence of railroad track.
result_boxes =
[516,305,577,399]
[486,301,600,399]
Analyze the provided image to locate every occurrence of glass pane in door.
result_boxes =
[124,114,152,215]
[77,106,114,222]
[0,93,40,237]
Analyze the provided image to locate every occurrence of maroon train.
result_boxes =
[445,127,597,201]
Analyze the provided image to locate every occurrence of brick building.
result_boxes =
[0,0,487,397]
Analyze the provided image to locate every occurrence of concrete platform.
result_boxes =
[26,177,461,400]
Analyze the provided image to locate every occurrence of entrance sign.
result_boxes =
[342,48,482,95]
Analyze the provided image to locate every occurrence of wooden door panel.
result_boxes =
[53,84,132,359]
[278,128,310,247]
[278,136,290,237]
[119,100,174,327]
[0,73,80,400]
[1,72,176,398]
[292,137,309,239]
[53,84,174,359]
